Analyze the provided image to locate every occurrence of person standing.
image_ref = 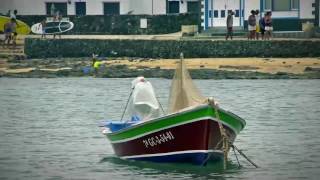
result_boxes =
[10,10,18,19]
[41,19,47,39]
[248,10,256,40]
[3,18,16,47]
[264,11,273,40]
[259,13,266,40]
[255,10,260,40]
[226,11,234,40]
[11,19,17,48]
[53,11,62,39]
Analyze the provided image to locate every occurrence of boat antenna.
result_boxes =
[156,97,165,114]
[120,87,134,122]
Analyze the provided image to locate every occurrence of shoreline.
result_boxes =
[1,57,320,79]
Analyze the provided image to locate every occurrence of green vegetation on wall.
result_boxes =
[25,38,320,58]
[17,14,199,35]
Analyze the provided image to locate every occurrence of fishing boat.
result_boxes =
[100,54,246,166]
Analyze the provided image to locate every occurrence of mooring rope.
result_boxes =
[230,144,259,168]
[209,98,229,170]
[232,144,241,168]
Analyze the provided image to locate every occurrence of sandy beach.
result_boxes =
[1,35,320,77]
[105,57,320,74]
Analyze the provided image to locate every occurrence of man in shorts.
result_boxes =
[3,18,16,47]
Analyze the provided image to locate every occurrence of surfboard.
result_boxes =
[0,16,31,35]
[31,21,74,35]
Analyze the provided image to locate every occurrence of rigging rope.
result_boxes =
[209,98,229,170]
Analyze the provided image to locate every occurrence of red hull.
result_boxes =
[111,119,236,159]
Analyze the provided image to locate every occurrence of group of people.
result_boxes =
[226,9,273,40]
[2,10,18,47]
[248,10,273,40]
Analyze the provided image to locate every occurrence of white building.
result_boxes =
[0,0,200,16]
[1,0,319,31]
[201,0,320,31]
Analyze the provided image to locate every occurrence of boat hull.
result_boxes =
[105,105,245,165]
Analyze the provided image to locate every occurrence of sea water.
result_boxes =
[0,78,319,179]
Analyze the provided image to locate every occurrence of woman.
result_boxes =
[248,10,256,40]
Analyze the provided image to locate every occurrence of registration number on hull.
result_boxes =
[142,131,175,148]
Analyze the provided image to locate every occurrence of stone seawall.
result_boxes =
[25,38,320,59]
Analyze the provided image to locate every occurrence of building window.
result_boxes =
[273,0,291,11]
[291,0,299,10]
[264,0,272,10]
[264,0,300,11]
[221,10,225,18]
[187,1,199,13]
[46,2,67,16]
[75,2,86,16]
[168,1,179,13]
[104,2,120,15]
[235,10,240,17]
[209,10,212,18]
[214,10,218,18]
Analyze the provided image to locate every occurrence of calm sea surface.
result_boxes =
[0,78,319,180]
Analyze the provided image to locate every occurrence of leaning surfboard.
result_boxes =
[0,16,31,35]
[31,21,74,35]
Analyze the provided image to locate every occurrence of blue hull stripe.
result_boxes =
[128,152,223,165]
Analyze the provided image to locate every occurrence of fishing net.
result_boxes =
[168,54,207,114]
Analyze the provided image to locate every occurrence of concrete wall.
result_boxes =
[0,0,167,15]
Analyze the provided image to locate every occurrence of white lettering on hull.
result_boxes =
[142,131,174,148]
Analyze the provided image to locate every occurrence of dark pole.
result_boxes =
[316,0,320,27]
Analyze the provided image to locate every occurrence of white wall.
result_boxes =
[271,11,299,18]
[77,0,131,15]
[0,0,167,15]
[244,0,259,20]
[0,0,65,15]
[299,0,314,19]
[252,0,313,19]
